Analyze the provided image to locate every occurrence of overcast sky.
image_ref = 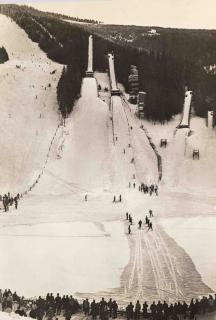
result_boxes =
[1,0,216,29]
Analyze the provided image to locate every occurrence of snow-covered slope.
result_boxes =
[31,77,110,195]
[0,14,62,194]
[143,114,216,194]
[110,95,158,188]
[0,312,32,320]
[175,117,216,193]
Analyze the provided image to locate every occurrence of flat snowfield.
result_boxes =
[1,15,216,307]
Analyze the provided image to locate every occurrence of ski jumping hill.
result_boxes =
[1,12,216,307]
[0,14,62,194]
[32,77,111,195]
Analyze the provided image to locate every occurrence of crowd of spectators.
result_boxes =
[124,296,216,320]
[1,289,216,320]
[0,192,20,212]
[0,289,79,319]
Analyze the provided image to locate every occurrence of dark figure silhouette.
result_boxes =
[148,222,153,231]
[128,225,131,234]
[138,220,142,229]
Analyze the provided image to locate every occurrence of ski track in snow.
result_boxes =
[125,227,183,302]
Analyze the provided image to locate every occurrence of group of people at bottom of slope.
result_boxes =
[27,293,79,320]
[2,287,216,320]
[84,295,216,320]
[125,295,216,320]
[0,289,80,320]
[0,192,20,212]
[126,299,185,320]
[83,297,118,320]
[128,182,159,196]
[126,209,154,234]
[139,183,158,196]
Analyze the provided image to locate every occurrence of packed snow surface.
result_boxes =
[160,216,216,291]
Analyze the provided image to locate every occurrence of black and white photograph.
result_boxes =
[0,0,216,319]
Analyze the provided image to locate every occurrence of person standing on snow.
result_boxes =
[142,302,148,318]
[99,297,107,320]
[14,197,18,210]
[138,220,142,229]
[155,185,158,196]
[128,225,131,234]
[128,302,134,320]
[112,301,118,319]
[148,222,153,231]
[149,209,153,217]
[107,298,113,317]
[135,300,141,320]
[55,293,62,316]
[90,300,97,320]
[83,298,90,316]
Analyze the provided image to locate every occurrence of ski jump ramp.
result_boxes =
[85,35,94,77]
[178,90,193,128]
[108,53,120,96]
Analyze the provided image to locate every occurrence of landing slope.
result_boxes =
[32,77,110,195]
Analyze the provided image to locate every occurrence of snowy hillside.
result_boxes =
[1,12,216,312]
[142,114,216,194]
[0,14,62,194]
[31,77,110,195]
